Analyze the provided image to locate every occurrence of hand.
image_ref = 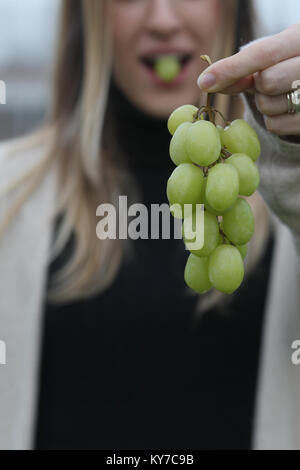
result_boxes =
[197,24,300,138]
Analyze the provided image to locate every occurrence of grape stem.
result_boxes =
[206,94,215,123]
[196,105,208,121]
[199,55,232,127]
[219,227,227,244]
[200,55,215,124]
[211,108,231,127]
[219,226,236,247]
[218,227,228,244]
[196,54,232,176]
[220,148,232,160]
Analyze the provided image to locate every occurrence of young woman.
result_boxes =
[0,0,299,450]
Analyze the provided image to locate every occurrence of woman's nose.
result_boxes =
[145,0,181,39]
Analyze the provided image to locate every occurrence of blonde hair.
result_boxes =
[0,0,270,308]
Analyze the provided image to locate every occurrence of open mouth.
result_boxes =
[140,53,193,73]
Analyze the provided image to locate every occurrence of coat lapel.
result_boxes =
[253,219,300,450]
[0,144,56,449]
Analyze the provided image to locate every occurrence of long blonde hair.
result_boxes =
[0,0,270,307]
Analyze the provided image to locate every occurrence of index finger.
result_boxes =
[197,25,300,93]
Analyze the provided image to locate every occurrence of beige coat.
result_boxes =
[0,97,300,450]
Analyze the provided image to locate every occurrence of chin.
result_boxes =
[125,95,169,120]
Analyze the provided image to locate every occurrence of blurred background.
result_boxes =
[0,0,299,141]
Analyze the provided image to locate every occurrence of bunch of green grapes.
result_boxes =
[166,104,261,295]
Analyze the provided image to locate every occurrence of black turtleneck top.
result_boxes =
[34,83,274,450]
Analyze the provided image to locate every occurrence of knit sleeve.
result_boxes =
[241,92,300,256]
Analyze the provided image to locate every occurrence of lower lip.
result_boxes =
[141,59,192,88]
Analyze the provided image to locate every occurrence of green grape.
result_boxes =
[183,210,219,257]
[205,202,223,217]
[185,120,221,166]
[168,104,198,135]
[154,55,181,82]
[222,198,254,245]
[205,163,239,213]
[208,245,244,294]
[200,177,230,216]
[167,163,204,218]
[169,122,192,166]
[184,254,212,294]
[222,119,261,162]
[237,243,248,260]
[225,153,260,196]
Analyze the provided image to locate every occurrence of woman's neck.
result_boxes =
[106,80,174,171]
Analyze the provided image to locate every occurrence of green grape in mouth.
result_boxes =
[169,122,193,166]
[168,104,198,135]
[185,120,221,167]
[184,254,212,294]
[167,163,204,219]
[225,153,260,197]
[222,198,255,246]
[208,245,245,294]
[222,119,261,162]
[154,55,181,82]
[205,163,239,213]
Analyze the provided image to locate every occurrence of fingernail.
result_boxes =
[197,72,216,91]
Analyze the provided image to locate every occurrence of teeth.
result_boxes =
[146,53,184,61]
[142,53,191,69]
[155,53,182,61]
